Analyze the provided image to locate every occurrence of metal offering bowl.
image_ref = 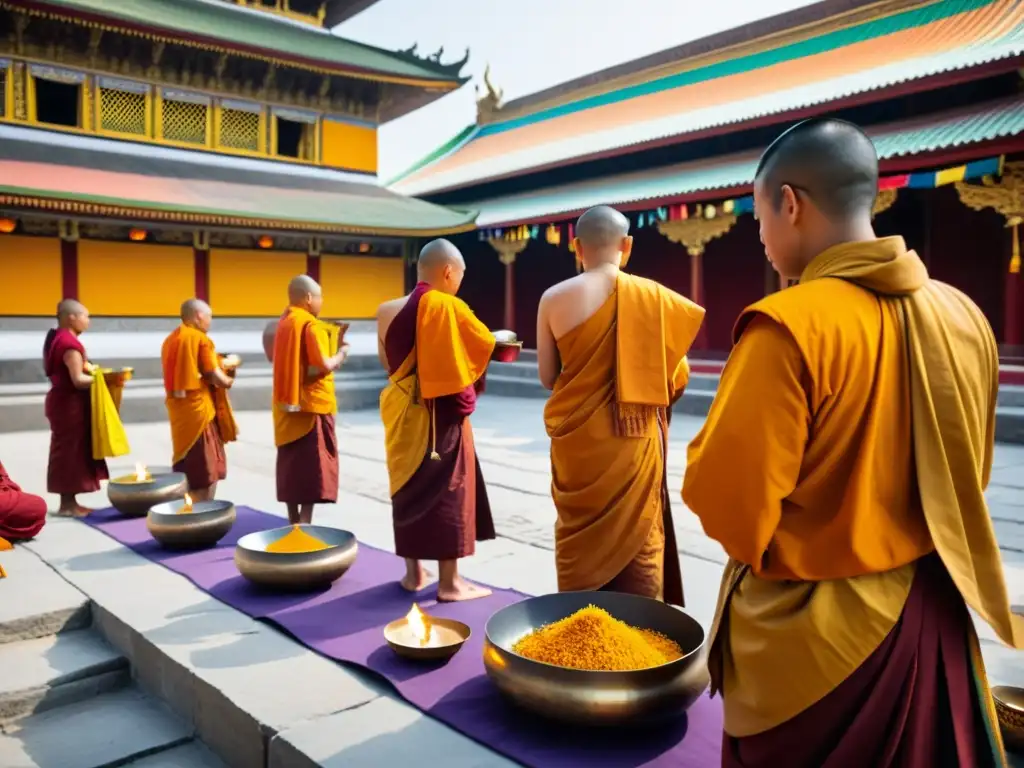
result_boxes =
[384,616,471,662]
[107,472,187,518]
[483,591,710,726]
[993,686,1024,752]
[493,329,518,344]
[234,525,358,590]
[146,499,236,550]
[492,341,523,363]
[101,367,134,387]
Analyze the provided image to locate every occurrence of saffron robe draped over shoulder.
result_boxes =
[380,282,496,561]
[272,307,339,504]
[683,237,1019,763]
[545,272,704,606]
[0,460,46,542]
[44,328,108,494]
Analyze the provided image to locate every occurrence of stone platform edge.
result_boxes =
[23,516,516,768]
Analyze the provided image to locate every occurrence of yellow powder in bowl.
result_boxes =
[265,525,333,554]
[512,605,684,671]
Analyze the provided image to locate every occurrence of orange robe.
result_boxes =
[272,306,339,504]
[684,238,1020,764]
[161,325,236,491]
[545,272,704,606]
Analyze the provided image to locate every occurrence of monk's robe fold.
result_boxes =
[381,282,496,561]
[43,328,108,494]
[273,307,339,504]
[161,325,233,490]
[0,460,46,541]
[546,273,704,606]
[685,237,1018,761]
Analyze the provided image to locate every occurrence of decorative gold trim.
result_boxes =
[58,218,79,241]
[873,188,898,217]
[193,230,210,250]
[955,160,1024,275]
[656,215,737,256]
[487,236,528,265]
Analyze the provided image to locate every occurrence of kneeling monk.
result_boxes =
[536,206,704,607]
[273,276,348,524]
[44,299,108,517]
[161,299,237,501]
[377,239,497,602]
[0,460,47,545]
[684,118,1022,766]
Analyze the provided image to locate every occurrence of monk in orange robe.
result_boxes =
[161,299,237,501]
[684,118,1022,766]
[537,206,704,606]
[273,275,348,524]
[0,460,46,545]
[44,299,108,517]
[377,239,497,602]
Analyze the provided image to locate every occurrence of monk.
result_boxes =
[161,299,236,501]
[536,206,704,606]
[0,460,47,545]
[273,275,348,524]
[44,299,108,517]
[683,118,1023,766]
[376,239,497,602]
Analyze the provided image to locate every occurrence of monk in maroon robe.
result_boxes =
[44,300,108,517]
[0,460,46,543]
[376,239,497,602]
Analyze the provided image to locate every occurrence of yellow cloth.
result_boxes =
[90,370,130,460]
[380,347,430,497]
[415,290,495,400]
[161,325,218,464]
[0,537,11,551]
[546,274,703,593]
[272,307,337,448]
[684,237,1021,737]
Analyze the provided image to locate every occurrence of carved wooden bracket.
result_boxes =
[58,220,79,242]
[656,215,737,257]
[193,231,210,251]
[488,237,529,266]
[307,237,323,257]
[873,188,898,218]
[955,161,1024,274]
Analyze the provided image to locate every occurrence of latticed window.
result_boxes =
[98,78,148,136]
[218,103,261,152]
[161,90,210,146]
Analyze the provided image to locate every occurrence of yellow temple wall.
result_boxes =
[0,236,63,316]
[321,119,378,175]
[79,242,194,316]
[210,249,306,316]
[320,256,404,319]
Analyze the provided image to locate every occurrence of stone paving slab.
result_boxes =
[126,741,227,768]
[0,547,91,644]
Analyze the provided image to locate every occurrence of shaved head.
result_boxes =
[573,205,633,268]
[180,298,211,322]
[57,299,86,321]
[416,239,466,295]
[287,274,324,316]
[755,118,878,220]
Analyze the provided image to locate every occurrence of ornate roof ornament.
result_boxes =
[393,43,470,79]
[476,64,504,124]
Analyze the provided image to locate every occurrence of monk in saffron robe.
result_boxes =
[537,206,704,606]
[683,118,1023,767]
[161,299,237,501]
[0,460,47,545]
[44,299,108,517]
[377,238,497,602]
[273,275,348,524]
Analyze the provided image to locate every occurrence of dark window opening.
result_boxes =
[275,117,305,158]
[35,78,81,128]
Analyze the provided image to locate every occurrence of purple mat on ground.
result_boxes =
[83,506,723,767]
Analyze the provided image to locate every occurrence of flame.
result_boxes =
[182,493,193,513]
[405,603,432,647]
[134,463,150,482]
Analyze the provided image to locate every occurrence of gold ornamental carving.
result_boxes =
[873,188,898,218]
[12,61,26,120]
[476,64,505,124]
[657,214,737,257]
[955,161,1024,274]
[487,237,528,266]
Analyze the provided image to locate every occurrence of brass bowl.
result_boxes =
[234,525,358,591]
[146,499,236,550]
[493,341,523,363]
[107,472,188,518]
[993,686,1024,753]
[102,367,134,387]
[384,615,471,662]
[483,591,709,726]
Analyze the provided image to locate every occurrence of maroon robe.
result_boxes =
[384,282,496,560]
[276,414,339,505]
[174,422,227,492]
[43,328,108,495]
[0,460,46,541]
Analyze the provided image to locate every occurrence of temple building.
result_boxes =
[392,0,1024,371]
[0,0,475,320]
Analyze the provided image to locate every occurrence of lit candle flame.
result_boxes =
[181,493,193,513]
[405,603,432,647]
[134,463,150,482]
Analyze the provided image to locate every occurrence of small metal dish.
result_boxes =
[384,614,471,662]
[107,472,187,518]
[147,499,236,549]
[234,525,358,590]
[993,685,1024,753]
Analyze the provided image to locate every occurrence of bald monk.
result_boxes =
[161,299,236,501]
[684,118,1022,766]
[0,460,46,544]
[537,206,704,606]
[376,239,497,602]
[273,275,348,524]
[43,299,108,517]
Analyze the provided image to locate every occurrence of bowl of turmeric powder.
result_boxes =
[483,591,709,725]
[234,524,358,591]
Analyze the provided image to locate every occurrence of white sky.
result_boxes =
[336,0,819,181]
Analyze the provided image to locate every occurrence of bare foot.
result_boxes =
[437,578,492,602]
[399,571,434,592]
[74,504,94,518]
[55,505,91,518]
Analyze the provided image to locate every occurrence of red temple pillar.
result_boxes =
[306,238,322,284]
[193,231,210,302]
[58,220,79,300]
[1005,224,1022,350]
[690,251,709,351]
[489,239,529,332]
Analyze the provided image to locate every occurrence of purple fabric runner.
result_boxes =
[83,506,723,767]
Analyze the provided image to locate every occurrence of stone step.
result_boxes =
[0,686,193,768]
[0,629,130,724]
[123,742,225,767]
[0,548,91,645]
